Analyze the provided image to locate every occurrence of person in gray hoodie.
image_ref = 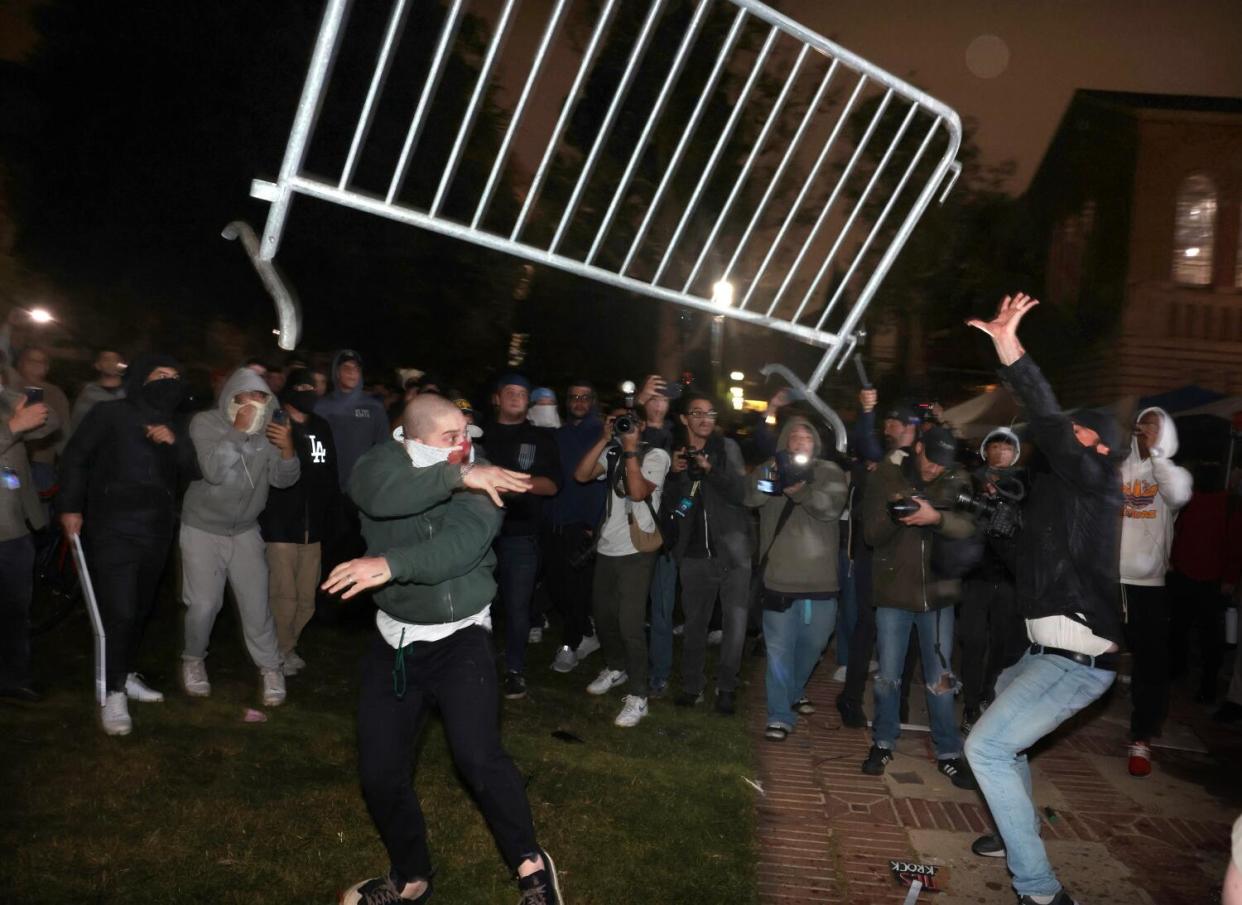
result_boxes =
[179,367,300,707]
[745,417,848,740]
[69,349,126,435]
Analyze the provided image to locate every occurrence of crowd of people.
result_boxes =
[1,294,1241,905]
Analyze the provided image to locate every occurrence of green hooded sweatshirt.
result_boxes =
[348,442,502,625]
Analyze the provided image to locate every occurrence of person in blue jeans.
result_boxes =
[861,424,978,789]
[745,417,847,740]
[963,293,1124,905]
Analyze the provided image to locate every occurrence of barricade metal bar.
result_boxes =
[385,0,466,204]
[585,0,712,265]
[651,24,780,286]
[791,99,916,326]
[549,0,667,256]
[682,42,809,294]
[743,72,867,313]
[430,0,521,217]
[619,5,748,275]
[725,59,837,305]
[340,0,409,190]
[259,0,351,260]
[815,117,941,330]
[769,87,891,320]
[472,0,571,229]
[511,0,619,241]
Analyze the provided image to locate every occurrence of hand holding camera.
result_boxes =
[7,395,49,434]
[887,494,942,526]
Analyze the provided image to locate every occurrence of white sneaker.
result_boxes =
[614,694,649,728]
[831,665,848,683]
[101,691,132,736]
[261,668,287,707]
[672,623,685,637]
[125,672,165,703]
[528,626,543,644]
[706,629,723,647]
[285,650,306,671]
[552,645,578,673]
[181,657,210,697]
[587,668,627,695]
[575,634,601,660]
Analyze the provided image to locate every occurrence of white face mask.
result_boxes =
[528,406,561,429]
[226,399,267,435]
[403,438,475,469]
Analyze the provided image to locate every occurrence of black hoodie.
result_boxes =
[59,354,197,538]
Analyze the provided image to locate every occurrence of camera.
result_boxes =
[757,449,815,495]
[678,447,708,481]
[887,496,926,521]
[953,474,1026,539]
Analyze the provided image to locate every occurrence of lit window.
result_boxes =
[1172,174,1216,286]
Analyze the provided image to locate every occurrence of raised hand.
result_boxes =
[966,293,1039,365]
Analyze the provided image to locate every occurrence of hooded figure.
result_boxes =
[58,353,197,733]
[314,350,390,486]
[1120,406,1193,585]
[178,367,300,710]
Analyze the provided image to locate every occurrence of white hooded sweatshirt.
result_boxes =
[1119,406,1193,586]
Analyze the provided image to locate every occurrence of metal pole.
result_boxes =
[339,0,410,190]
[71,534,107,707]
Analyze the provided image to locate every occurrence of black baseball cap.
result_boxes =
[920,426,957,467]
[883,403,921,426]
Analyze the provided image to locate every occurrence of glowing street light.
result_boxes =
[711,280,734,308]
[28,308,54,324]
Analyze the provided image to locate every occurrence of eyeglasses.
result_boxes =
[687,410,718,420]
[568,393,594,402]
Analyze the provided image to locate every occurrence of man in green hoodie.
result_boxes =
[325,393,562,905]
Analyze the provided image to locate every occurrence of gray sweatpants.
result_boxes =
[180,523,281,671]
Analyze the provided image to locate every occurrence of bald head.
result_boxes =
[403,394,466,446]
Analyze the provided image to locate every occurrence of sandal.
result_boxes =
[764,723,789,741]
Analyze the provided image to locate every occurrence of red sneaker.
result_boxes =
[1128,741,1152,777]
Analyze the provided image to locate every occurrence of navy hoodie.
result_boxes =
[313,350,390,486]
[551,413,607,529]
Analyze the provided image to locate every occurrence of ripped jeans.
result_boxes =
[872,605,963,759]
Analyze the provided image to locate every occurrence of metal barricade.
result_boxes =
[251,0,962,406]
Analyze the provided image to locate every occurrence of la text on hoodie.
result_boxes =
[313,351,390,486]
[1120,406,1192,586]
[181,368,300,537]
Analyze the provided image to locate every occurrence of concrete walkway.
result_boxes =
[751,656,1241,904]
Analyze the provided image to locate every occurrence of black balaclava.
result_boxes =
[125,353,183,421]
[282,367,319,417]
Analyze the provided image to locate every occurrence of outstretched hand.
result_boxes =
[967,293,1039,365]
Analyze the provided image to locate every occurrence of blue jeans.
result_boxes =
[873,606,961,759]
[835,547,856,667]
[964,651,1115,898]
[763,598,837,729]
[495,534,540,675]
[647,553,677,687]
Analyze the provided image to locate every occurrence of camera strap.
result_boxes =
[756,498,797,583]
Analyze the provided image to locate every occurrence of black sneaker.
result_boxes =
[341,870,432,904]
[503,672,527,700]
[971,833,1006,858]
[793,697,815,715]
[517,847,562,905]
[835,695,867,728]
[674,690,704,707]
[714,689,736,715]
[1018,892,1077,905]
[937,757,977,790]
[861,744,892,775]
[960,706,979,735]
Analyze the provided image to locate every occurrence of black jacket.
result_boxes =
[1002,354,1123,646]
[59,359,197,538]
[665,434,753,570]
[259,413,340,544]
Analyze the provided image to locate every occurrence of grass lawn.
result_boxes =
[0,589,759,904]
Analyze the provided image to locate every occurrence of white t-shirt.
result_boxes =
[595,446,670,557]
[376,606,492,649]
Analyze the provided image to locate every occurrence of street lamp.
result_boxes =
[27,308,54,324]
[729,370,744,381]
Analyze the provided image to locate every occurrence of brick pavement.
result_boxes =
[750,664,1242,904]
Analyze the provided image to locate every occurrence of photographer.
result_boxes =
[745,417,847,741]
[635,374,678,696]
[958,427,1028,732]
[573,403,670,728]
[861,425,978,789]
[963,294,1124,905]
[665,391,752,715]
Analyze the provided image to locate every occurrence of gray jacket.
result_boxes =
[665,434,753,570]
[0,387,60,541]
[181,368,300,537]
[70,381,125,435]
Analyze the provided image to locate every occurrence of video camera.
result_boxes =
[952,474,1026,539]
[757,449,815,495]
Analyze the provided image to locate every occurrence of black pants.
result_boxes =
[0,534,35,688]
[1123,583,1170,741]
[357,627,538,884]
[88,530,172,693]
[1167,570,1225,697]
[543,522,597,650]
[841,545,875,707]
[958,576,1025,711]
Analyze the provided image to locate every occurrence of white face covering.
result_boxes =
[403,437,475,469]
[528,406,561,429]
[226,399,267,435]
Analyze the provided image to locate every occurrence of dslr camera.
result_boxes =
[677,447,709,481]
[887,494,936,522]
[952,474,1026,539]
[757,449,815,495]
[614,380,638,438]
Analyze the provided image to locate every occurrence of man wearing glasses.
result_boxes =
[666,392,753,714]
